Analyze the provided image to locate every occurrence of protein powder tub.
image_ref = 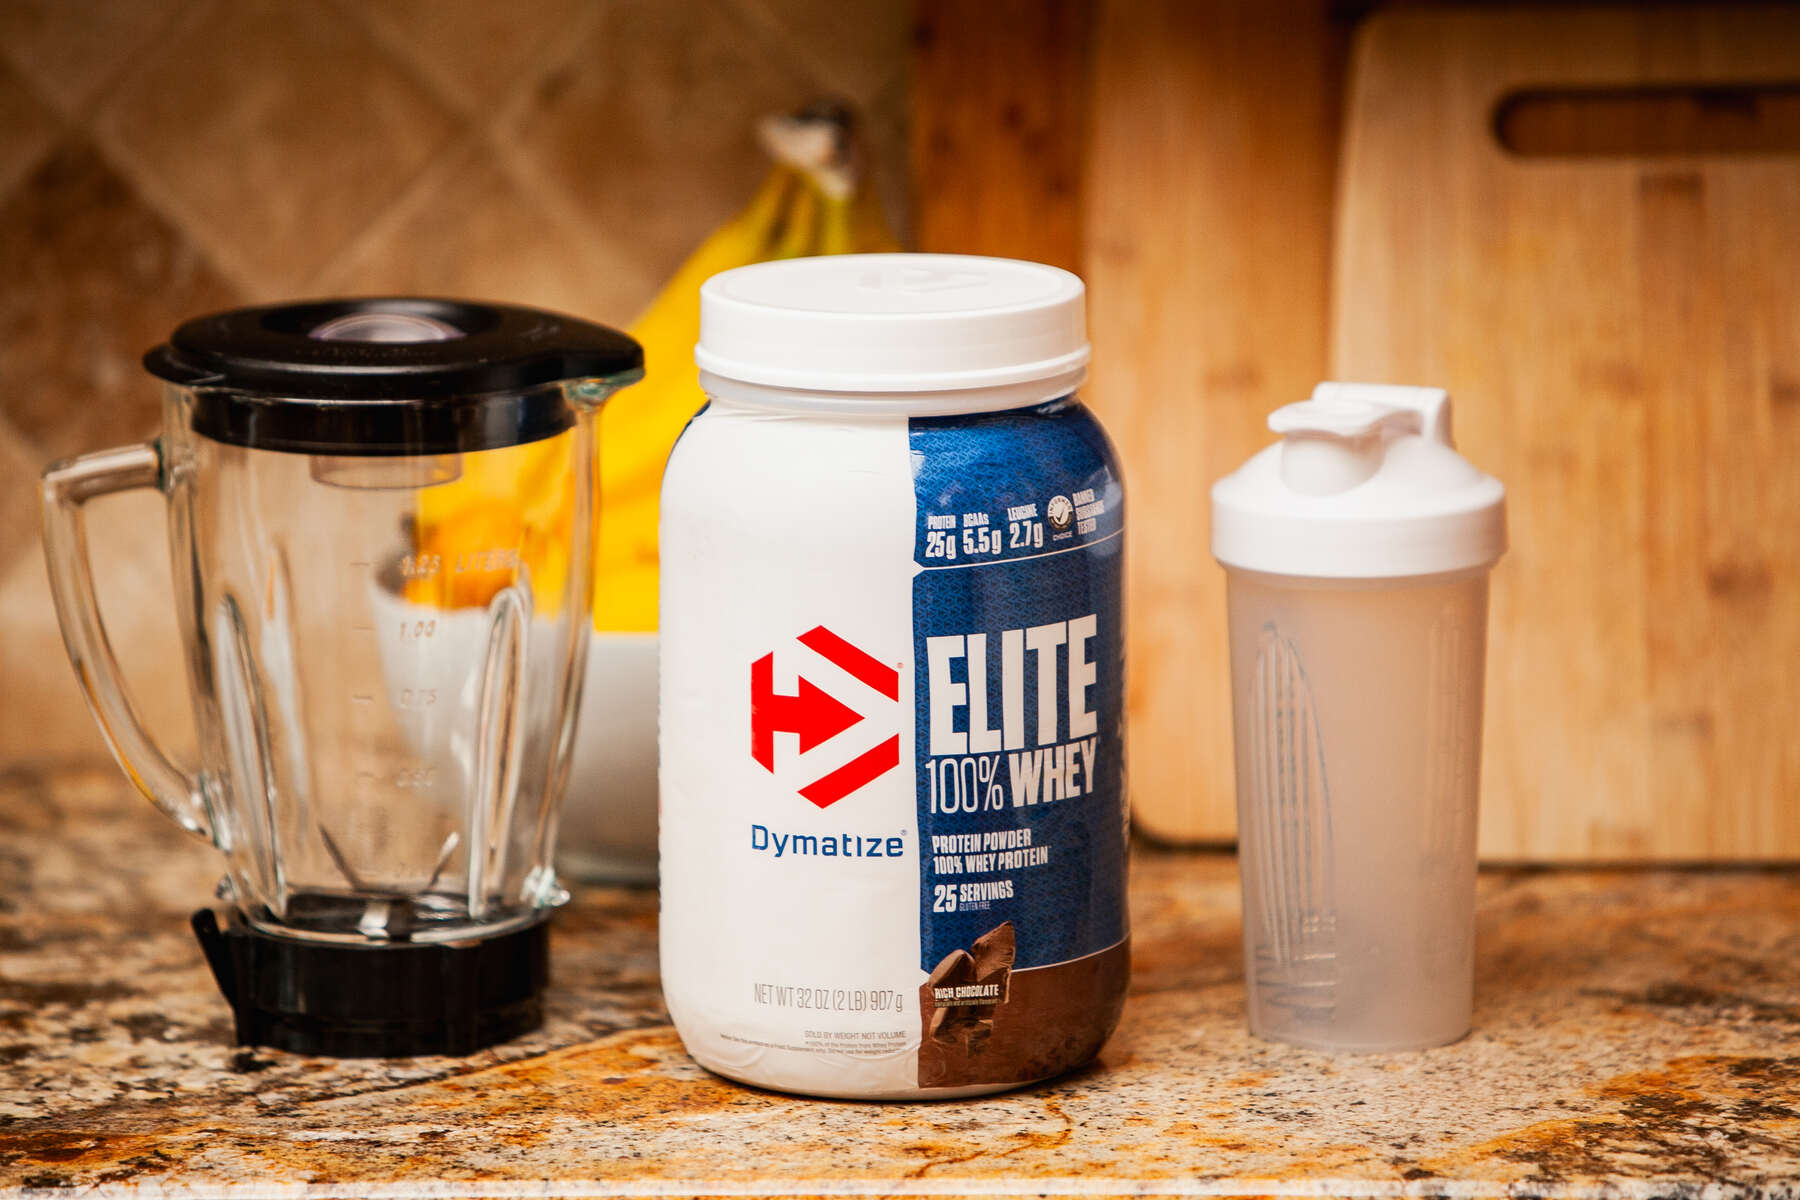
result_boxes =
[659,253,1128,1099]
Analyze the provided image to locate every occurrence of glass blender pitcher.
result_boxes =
[40,298,641,1056]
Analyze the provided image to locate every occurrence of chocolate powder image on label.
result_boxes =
[918,920,1128,1090]
[925,922,1016,1048]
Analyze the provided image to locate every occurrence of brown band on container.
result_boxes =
[918,928,1128,1089]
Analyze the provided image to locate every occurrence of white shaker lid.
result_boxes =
[696,253,1088,399]
[1211,382,1506,578]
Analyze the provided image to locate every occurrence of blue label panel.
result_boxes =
[910,398,1127,973]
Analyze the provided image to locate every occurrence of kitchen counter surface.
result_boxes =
[1,763,1797,1198]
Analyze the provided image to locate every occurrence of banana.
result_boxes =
[596,106,897,631]
[588,166,801,630]
[410,106,899,630]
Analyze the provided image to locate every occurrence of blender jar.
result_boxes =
[40,298,641,1055]
[1211,383,1506,1052]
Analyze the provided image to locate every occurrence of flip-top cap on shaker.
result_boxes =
[1212,382,1505,578]
[1211,382,1506,1053]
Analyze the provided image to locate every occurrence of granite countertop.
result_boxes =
[1,763,1797,1198]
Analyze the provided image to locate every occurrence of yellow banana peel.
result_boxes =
[409,109,899,630]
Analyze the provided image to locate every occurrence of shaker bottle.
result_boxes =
[41,299,641,1056]
[1210,382,1506,1052]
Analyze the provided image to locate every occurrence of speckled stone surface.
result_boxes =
[1,763,1797,1198]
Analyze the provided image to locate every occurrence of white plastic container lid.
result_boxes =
[696,253,1088,411]
[1211,382,1506,579]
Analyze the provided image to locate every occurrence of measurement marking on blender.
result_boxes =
[350,693,374,704]
[402,553,442,579]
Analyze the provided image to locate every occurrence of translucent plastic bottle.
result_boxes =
[1211,383,1506,1052]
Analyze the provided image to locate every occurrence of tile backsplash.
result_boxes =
[0,0,912,763]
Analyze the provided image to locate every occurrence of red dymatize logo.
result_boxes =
[751,626,900,809]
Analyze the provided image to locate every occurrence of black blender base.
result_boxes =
[191,909,549,1058]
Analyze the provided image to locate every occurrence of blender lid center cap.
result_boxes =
[308,311,466,343]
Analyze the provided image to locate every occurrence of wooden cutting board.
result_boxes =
[1332,6,1800,859]
[1082,0,1346,845]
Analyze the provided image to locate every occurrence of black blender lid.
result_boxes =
[144,297,643,456]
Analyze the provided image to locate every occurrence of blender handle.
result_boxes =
[40,441,212,843]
